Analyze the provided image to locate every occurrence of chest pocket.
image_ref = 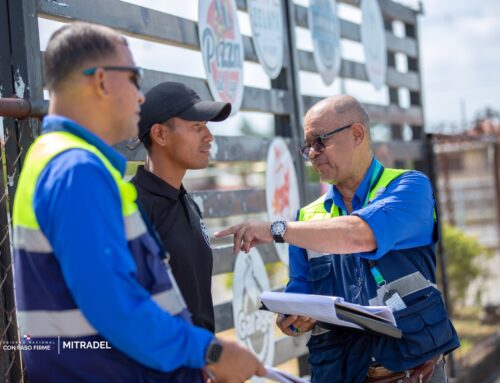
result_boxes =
[307,259,334,296]
[372,287,457,368]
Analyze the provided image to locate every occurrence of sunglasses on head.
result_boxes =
[82,66,144,89]
[299,123,353,160]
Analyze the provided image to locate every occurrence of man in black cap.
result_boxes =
[131,82,231,333]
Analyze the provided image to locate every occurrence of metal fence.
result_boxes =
[0,0,427,380]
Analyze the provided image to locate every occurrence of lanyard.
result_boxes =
[334,161,387,287]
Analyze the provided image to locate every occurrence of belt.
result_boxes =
[365,354,443,383]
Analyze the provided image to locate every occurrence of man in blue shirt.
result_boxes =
[216,95,459,382]
[12,22,264,383]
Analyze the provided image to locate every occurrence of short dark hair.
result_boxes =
[143,119,176,152]
[43,22,127,91]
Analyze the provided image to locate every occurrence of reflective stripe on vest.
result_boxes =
[17,289,187,338]
[14,210,147,253]
[368,272,437,306]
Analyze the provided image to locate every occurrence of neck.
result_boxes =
[49,93,116,145]
[336,154,373,203]
[145,151,186,190]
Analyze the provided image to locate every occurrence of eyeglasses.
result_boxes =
[82,66,144,89]
[299,123,353,160]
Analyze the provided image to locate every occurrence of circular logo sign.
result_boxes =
[233,248,274,380]
[361,0,387,90]
[198,0,244,114]
[247,0,284,79]
[265,138,300,265]
[308,0,341,86]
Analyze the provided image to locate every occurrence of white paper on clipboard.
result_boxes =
[265,366,310,383]
[260,291,396,329]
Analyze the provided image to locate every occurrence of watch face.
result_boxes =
[272,221,286,235]
[206,340,224,364]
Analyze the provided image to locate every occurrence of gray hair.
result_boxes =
[43,22,127,91]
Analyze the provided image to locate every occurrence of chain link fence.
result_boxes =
[0,114,39,382]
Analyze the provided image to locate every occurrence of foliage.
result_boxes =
[440,224,492,310]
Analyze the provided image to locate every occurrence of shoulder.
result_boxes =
[389,170,432,190]
[37,148,117,194]
[374,169,433,204]
[33,149,122,231]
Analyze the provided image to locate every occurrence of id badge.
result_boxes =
[383,290,407,312]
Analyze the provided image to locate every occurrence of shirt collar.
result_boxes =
[324,157,381,213]
[42,115,127,175]
[133,165,186,200]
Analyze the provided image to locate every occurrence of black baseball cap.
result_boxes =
[136,81,232,144]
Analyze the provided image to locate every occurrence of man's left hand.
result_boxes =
[215,221,273,255]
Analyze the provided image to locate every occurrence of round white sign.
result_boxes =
[308,0,341,86]
[233,249,275,381]
[247,0,284,79]
[265,138,301,265]
[361,0,387,90]
[198,0,244,114]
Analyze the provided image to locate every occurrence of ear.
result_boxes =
[92,68,109,99]
[351,123,366,146]
[149,123,169,147]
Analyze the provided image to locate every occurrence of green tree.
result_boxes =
[440,224,492,310]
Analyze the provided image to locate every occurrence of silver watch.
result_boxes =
[270,220,287,243]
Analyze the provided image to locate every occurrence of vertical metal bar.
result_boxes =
[385,19,407,169]
[439,151,455,226]
[0,142,23,383]
[1,0,43,381]
[493,143,500,243]
[7,0,43,188]
[273,0,310,374]
[426,136,452,309]
[427,135,456,376]
[0,0,24,381]
[273,0,308,205]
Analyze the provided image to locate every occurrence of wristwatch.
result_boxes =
[205,338,224,365]
[270,220,287,243]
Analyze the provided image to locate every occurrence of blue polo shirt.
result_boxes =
[33,115,213,372]
[286,158,436,295]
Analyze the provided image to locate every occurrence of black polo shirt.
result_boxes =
[131,166,215,332]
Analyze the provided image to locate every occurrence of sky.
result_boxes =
[420,0,500,130]
[29,0,500,136]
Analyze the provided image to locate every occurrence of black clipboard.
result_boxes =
[260,302,402,339]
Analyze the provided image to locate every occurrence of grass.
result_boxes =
[450,306,500,368]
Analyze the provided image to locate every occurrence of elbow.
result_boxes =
[352,218,377,252]
[352,235,376,252]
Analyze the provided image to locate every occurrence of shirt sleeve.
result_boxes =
[352,170,436,260]
[285,244,311,293]
[34,149,213,372]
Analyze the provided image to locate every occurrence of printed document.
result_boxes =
[260,291,396,331]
